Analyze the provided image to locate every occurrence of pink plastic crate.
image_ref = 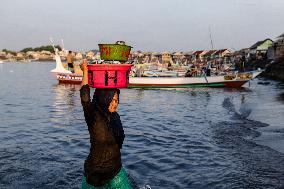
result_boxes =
[87,64,133,88]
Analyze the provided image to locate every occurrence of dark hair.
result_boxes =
[92,88,120,113]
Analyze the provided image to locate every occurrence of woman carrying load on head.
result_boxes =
[80,60,133,189]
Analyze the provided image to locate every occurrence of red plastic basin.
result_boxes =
[87,64,133,88]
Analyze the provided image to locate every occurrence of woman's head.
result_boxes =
[92,88,120,113]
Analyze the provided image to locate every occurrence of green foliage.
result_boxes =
[54,45,62,51]
[20,45,62,53]
[20,47,33,53]
[2,49,16,55]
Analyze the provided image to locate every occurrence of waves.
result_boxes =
[0,62,284,188]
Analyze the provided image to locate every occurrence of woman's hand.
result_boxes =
[80,60,89,86]
[80,60,88,72]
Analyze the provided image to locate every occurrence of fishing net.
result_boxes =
[81,167,133,189]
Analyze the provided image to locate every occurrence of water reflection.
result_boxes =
[136,89,145,99]
[222,87,253,93]
[51,84,81,126]
[52,83,80,105]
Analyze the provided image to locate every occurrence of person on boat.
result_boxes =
[167,62,172,71]
[206,62,211,76]
[79,60,133,189]
[67,50,75,73]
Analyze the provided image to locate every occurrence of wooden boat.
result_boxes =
[53,73,83,84]
[128,71,261,88]
[51,47,83,84]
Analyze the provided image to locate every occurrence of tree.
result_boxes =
[19,45,62,53]
[2,49,16,55]
[20,47,33,53]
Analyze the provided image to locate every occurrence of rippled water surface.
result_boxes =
[0,62,284,189]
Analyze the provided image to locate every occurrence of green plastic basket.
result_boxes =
[99,41,132,62]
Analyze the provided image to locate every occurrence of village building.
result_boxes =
[183,51,195,63]
[249,38,273,60]
[192,51,202,62]
[200,50,208,62]
[150,52,162,63]
[94,52,101,60]
[129,51,145,64]
[128,52,137,63]
[142,52,152,63]
[192,50,208,62]
[215,49,231,58]
[38,50,53,60]
[6,53,15,60]
[214,49,231,63]
[229,48,249,64]
[86,51,95,60]
[16,52,26,60]
[172,52,185,64]
[267,46,275,61]
[137,51,144,58]
[75,52,83,60]
[137,51,145,64]
[25,51,34,58]
[161,51,172,64]
[203,50,218,61]
[273,33,284,60]
[0,51,6,59]
[26,51,40,59]
[58,50,66,57]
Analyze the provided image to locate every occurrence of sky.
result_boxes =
[1,0,284,52]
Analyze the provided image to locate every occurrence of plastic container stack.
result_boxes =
[87,41,133,88]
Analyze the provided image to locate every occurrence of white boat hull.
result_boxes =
[128,71,262,88]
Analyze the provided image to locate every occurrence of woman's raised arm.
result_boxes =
[80,60,95,126]
[80,60,89,86]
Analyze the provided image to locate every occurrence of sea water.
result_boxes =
[0,62,283,189]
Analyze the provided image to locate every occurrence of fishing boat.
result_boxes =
[128,71,261,88]
[50,47,83,84]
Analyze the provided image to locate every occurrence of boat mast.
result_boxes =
[61,39,65,51]
[209,27,214,50]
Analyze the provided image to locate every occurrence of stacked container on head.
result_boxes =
[87,41,133,88]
